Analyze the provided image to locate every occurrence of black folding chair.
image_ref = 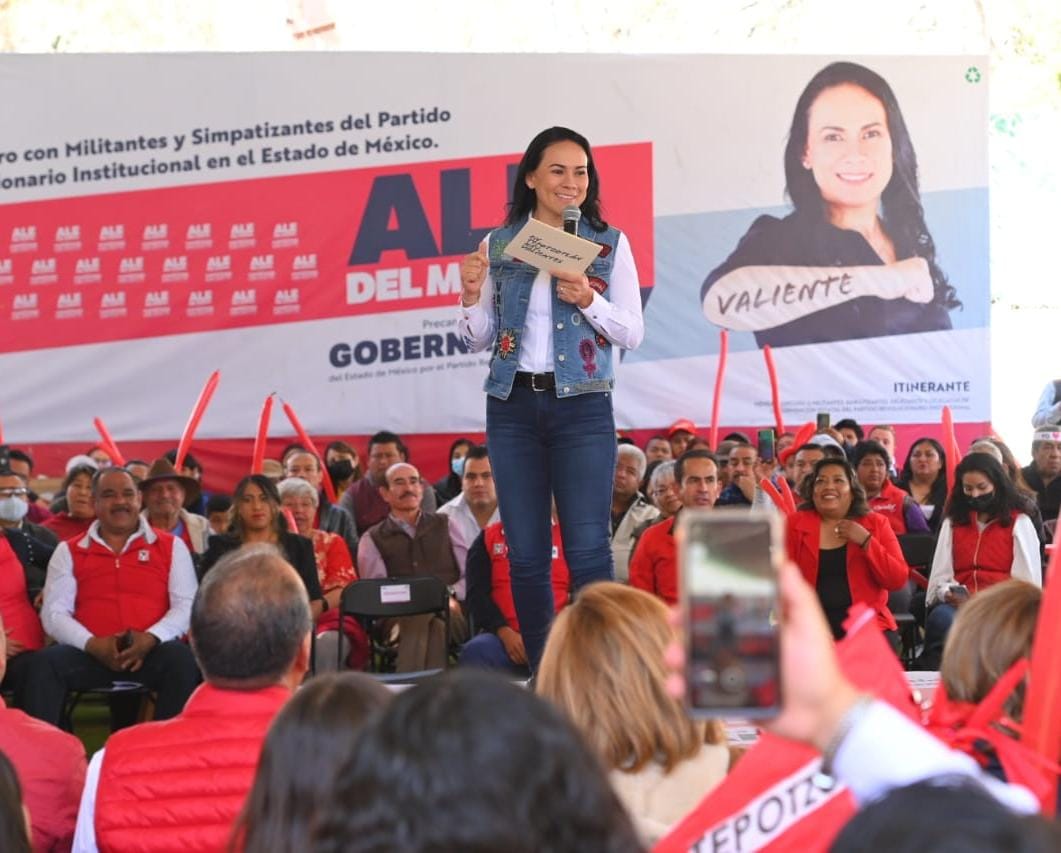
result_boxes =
[338,577,451,684]
[61,682,152,733]
[894,533,938,667]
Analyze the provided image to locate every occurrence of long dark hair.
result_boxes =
[946,452,1023,528]
[310,670,642,853]
[233,673,391,853]
[229,474,289,539]
[898,437,950,509]
[505,126,607,232]
[783,61,959,312]
[0,750,31,853]
[798,457,871,518]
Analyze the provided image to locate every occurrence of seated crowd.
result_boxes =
[0,411,1057,851]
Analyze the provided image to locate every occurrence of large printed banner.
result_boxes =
[0,53,989,476]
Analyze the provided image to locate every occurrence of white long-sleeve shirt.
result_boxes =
[42,518,196,649]
[458,229,644,371]
[925,515,1041,606]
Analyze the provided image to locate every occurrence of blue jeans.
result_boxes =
[919,603,957,670]
[459,633,530,676]
[487,386,616,671]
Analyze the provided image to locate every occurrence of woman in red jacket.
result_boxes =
[785,457,908,640]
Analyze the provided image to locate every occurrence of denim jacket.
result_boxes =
[483,217,621,400]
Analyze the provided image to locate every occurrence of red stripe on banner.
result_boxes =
[0,143,654,354]
[10,421,991,497]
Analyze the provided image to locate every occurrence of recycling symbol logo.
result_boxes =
[965,66,982,83]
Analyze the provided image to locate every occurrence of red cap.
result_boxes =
[666,418,697,438]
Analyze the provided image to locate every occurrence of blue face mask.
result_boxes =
[451,457,466,477]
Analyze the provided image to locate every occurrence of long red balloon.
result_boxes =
[1021,541,1061,815]
[251,394,275,475]
[92,417,126,467]
[762,345,786,435]
[709,330,728,451]
[174,371,221,472]
[281,401,338,504]
[0,412,4,445]
[941,406,960,493]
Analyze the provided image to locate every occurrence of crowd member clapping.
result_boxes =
[309,670,643,852]
[897,437,949,535]
[537,583,729,845]
[234,672,390,853]
[786,457,908,640]
[920,453,1042,670]
[199,475,324,618]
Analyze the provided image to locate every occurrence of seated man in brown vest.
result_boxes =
[72,544,312,851]
[24,467,200,727]
[357,462,465,671]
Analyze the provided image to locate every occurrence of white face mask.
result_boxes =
[0,496,28,523]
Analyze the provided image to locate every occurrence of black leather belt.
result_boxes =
[513,371,556,392]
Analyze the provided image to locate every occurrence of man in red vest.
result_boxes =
[24,467,201,727]
[73,544,313,851]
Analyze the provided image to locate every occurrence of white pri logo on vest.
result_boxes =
[138,549,150,562]
[272,222,299,248]
[10,225,38,253]
[54,224,82,252]
[185,222,212,249]
[142,223,169,250]
[98,224,126,251]
[229,222,256,249]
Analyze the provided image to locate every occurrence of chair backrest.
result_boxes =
[897,533,937,571]
[340,576,450,619]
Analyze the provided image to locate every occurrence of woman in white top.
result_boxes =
[919,453,1041,669]
[457,127,644,671]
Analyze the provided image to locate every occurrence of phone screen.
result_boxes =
[757,428,776,463]
[816,412,831,431]
[679,510,781,718]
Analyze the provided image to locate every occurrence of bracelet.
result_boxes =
[820,693,874,776]
[860,532,873,549]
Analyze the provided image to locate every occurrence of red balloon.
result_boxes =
[251,394,275,475]
[763,345,786,435]
[709,330,728,451]
[281,401,338,504]
[175,371,221,472]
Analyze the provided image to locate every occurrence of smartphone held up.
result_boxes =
[678,509,782,718]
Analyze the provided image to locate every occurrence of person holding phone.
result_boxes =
[457,126,645,671]
[785,457,908,640]
[920,453,1041,669]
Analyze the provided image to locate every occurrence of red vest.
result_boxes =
[951,512,1020,594]
[72,528,175,637]
[483,522,570,632]
[95,683,291,853]
[869,481,909,536]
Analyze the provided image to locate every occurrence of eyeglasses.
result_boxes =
[0,488,28,498]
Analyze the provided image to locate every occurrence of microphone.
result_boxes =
[562,205,581,235]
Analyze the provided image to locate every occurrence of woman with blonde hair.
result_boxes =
[537,582,729,845]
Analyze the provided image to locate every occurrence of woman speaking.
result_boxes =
[458,126,644,671]
[701,61,959,347]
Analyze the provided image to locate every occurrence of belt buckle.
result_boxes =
[531,373,548,392]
